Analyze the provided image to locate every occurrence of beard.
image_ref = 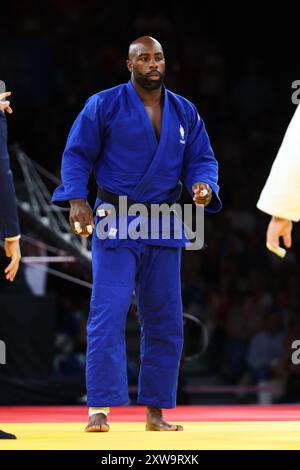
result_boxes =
[134,70,165,91]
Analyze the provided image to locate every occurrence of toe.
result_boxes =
[85,424,109,432]
[85,425,100,432]
[164,423,184,431]
[146,423,183,431]
[100,424,110,432]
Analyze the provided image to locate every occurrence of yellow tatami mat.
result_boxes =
[1,421,300,450]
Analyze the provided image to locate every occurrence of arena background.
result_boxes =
[0,1,299,407]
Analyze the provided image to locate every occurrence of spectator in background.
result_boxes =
[23,239,48,296]
[53,294,87,379]
[277,314,300,403]
[223,295,258,383]
[246,309,284,404]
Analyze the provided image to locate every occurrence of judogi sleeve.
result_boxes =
[52,94,103,206]
[182,104,221,213]
[257,105,300,221]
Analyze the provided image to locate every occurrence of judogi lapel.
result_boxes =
[126,80,170,202]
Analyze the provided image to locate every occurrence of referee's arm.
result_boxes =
[0,99,21,281]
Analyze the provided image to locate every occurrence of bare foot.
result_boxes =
[85,413,109,432]
[146,406,183,431]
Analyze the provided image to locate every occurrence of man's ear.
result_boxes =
[126,59,132,72]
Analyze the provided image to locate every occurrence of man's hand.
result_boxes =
[0,92,13,114]
[69,198,94,237]
[192,182,212,206]
[266,216,292,257]
[4,238,21,282]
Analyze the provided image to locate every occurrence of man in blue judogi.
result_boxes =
[52,36,221,432]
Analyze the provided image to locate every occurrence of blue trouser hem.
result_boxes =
[137,397,176,409]
[87,398,130,407]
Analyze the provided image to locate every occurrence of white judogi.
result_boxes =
[257,105,300,221]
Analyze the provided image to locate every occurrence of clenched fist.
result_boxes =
[192,182,212,206]
[69,198,94,237]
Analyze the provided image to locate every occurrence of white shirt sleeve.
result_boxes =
[4,235,21,241]
[257,104,300,221]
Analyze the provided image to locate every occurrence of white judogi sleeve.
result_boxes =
[257,104,300,221]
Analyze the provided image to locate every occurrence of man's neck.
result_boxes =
[131,77,162,105]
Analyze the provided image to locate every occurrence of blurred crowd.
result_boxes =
[1,1,300,404]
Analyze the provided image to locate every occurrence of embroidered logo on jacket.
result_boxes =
[180,124,186,144]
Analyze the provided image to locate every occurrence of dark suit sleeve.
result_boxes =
[0,111,20,239]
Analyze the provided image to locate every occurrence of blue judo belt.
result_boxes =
[97,187,178,212]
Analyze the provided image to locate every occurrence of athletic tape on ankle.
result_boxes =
[89,407,110,417]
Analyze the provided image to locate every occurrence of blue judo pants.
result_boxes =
[86,236,183,409]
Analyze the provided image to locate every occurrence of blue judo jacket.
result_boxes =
[52,80,221,246]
